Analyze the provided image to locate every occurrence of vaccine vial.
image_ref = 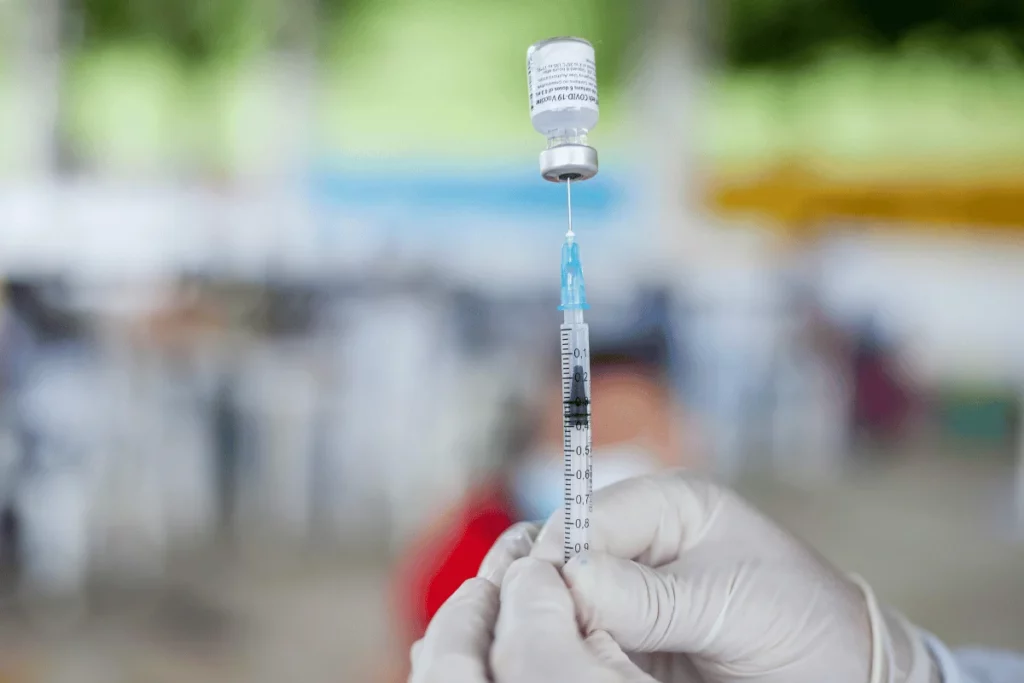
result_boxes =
[526,37,600,182]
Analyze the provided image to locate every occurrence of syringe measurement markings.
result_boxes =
[562,340,590,561]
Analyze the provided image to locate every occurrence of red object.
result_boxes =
[392,481,517,642]
[853,353,912,436]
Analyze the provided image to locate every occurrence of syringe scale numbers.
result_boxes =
[526,36,601,563]
[561,315,592,561]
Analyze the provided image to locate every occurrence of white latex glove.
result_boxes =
[408,523,659,683]
[531,470,943,683]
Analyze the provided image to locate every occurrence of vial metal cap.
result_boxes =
[539,144,599,183]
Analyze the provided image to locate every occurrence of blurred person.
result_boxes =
[0,280,94,597]
[771,266,853,480]
[685,263,779,482]
[211,378,244,539]
[411,470,1024,683]
[850,316,916,450]
[0,282,48,582]
[388,301,697,682]
[141,276,243,541]
[0,283,34,583]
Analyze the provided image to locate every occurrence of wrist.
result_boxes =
[919,631,968,683]
[850,574,942,683]
[881,612,944,683]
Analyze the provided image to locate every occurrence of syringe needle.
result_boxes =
[565,176,574,239]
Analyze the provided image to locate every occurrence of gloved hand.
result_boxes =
[408,522,668,683]
[530,470,943,683]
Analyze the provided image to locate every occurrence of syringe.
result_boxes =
[559,188,592,562]
[526,36,600,562]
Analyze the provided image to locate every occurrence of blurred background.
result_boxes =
[2,0,1024,680]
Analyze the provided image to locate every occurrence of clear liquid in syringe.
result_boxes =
[561,319,592,563]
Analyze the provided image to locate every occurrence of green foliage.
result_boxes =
[724,0,869,67]
[855,0,1024,49]
[586,0,637,91]
[723,0,1024,68]
[73,0,264,64]
[68,0,1024,71]
[75,0,639,86]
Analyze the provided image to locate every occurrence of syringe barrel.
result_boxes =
[560,318,592,562]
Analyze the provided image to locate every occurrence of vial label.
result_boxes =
[527,40,599,117]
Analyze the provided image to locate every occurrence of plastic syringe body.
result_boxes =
[559,236,592,563]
